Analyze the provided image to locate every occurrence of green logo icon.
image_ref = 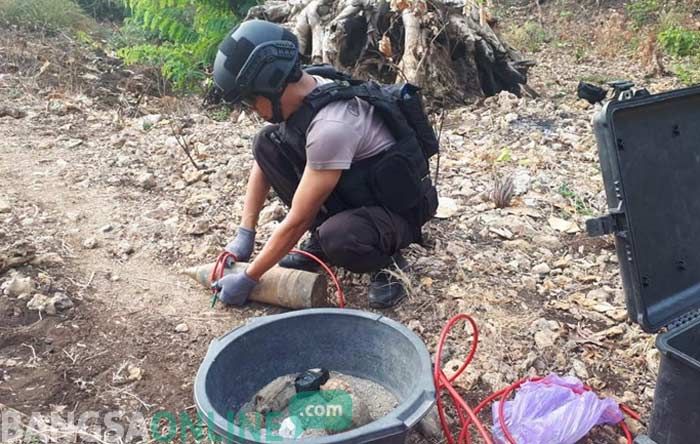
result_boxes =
[288,390,353,435]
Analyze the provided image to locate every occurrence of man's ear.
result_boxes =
[250,96,273,122]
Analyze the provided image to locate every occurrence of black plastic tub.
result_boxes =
[648,316,700,444]
[194,309,436,444]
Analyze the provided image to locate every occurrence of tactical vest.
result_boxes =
[270,65,439,240]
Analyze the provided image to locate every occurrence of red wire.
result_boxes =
[290,249,345,308]
[434,314,493,444]
[210,251,237,292]
[621,404,642,422]
[434,314,641,444]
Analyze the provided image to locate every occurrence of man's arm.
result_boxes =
[246,166,342,280]
[240,161,271,230]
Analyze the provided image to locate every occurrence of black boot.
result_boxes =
[279,232,327,272]
[368,254,409,309]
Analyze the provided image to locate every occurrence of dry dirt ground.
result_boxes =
[0,4,689,443]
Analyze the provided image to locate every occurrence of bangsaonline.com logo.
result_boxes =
[1,390,353,442]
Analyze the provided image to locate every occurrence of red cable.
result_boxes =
[621,404,642,422]
[290,249,345,308]
[434,314,641,444]
[210,251,237,291]
[434,314,493,444]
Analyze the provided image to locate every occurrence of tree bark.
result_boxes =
[245,0,533,104]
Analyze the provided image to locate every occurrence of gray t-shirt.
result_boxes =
[305,76,395,170]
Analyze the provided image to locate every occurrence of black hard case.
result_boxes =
[590,85,700,444]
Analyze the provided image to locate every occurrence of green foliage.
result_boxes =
[673,60,700,85]
[657,9,687,31]
[504,21,552,53]
[495,147,513,163]
[0,0,93,33]
[658,25,700,57]
[656,23,700,86]
[75,0,125,21]
[620,0,699,86]
[558,10,573,19]
[110,17,158,47]
[626,0,663,28]
[117,0,258,90]
[208,105,232,121]
[559,183,593,216]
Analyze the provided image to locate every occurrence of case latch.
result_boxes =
[607,80,651,102]
[586,207,625,237]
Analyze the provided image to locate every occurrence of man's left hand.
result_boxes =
[213,271,258,305]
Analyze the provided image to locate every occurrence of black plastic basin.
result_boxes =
[194,308,436,443]
[649,316,700,444]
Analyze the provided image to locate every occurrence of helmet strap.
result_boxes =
[267,66,302,123]
[269,94,285,124]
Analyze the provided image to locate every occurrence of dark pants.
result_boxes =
[253,125,414,273]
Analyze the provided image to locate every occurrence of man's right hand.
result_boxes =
[224,226,256,262]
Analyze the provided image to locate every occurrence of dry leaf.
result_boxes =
[442,359,464,379]
[534,330,557,349]
[595,324,626,339]
[592,302,615,313]
[435,197,459,219]
[489,226,514,240]
[38,61,51,76]
[610,309,628,322]
[390,0,410,12]
[127,365,143,382]
[379,35,393,58]
[548,216,580,234]
[505,207,542,219]
[390,0,427,14]
[571,324,606,347]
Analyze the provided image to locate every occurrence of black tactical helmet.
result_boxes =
[213,20,302,122]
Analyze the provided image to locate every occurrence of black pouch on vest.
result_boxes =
[415,178,439,226]
[397,84,439,159]
[369,150,422,213]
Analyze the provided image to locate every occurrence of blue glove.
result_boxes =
[224,226,256,262]
[213,271,258,306]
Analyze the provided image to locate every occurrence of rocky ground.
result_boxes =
[0,4,688,443]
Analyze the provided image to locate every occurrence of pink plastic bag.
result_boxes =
[491,373,624,444]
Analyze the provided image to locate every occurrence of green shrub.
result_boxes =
[109,16,158,47]
[658,25,700,57]
[116,0,257,91]
[674,61,700,85]
[0,0,93,33]
[658,9,687,31]
[75,0,125,21]
[504,21,552,53]
[626,0,663,28]
[656,24,700,85]
[559,183,593,216]
[208,105,232,121]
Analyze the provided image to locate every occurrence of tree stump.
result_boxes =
[243,0,534,103]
